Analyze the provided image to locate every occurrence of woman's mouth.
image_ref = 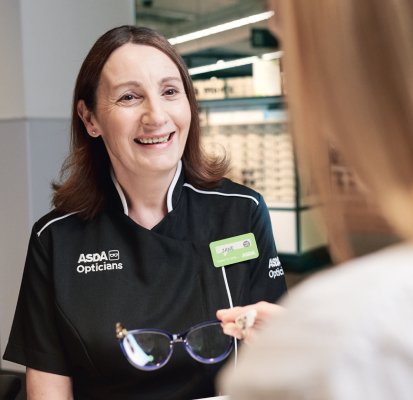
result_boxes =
[134,132,174,145]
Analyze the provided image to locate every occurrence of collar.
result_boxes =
[109,160,185,216]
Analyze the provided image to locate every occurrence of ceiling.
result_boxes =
[134,0,279,79]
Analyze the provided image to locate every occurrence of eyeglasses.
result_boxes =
[116,320,234,371]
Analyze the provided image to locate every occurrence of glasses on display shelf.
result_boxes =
[116,320,234,371]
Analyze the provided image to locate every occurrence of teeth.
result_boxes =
[136,134,170,144]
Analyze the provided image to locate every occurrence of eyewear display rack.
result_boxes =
[198,95,330,272]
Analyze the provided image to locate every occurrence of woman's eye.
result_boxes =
[164,88,178,96]
[120,94,136,102]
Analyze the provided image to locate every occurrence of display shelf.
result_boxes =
[198,96,329,272]
[198,95,285,110]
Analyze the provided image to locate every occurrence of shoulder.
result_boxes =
[34,209,82,238]
[183,178,262,207]
[289,242,413,303]
[277,242,413,332]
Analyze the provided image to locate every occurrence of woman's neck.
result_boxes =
[114,169,176,229]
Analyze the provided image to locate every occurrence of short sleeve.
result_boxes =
[249,195,287,303]
[3,226,71,375]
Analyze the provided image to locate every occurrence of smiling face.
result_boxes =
[80,43,191,182]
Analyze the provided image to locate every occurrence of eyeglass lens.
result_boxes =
[123,331,171,370]
[121,321,233,371]
[186,323,232,362]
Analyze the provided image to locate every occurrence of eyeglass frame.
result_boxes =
[116,319,234,371]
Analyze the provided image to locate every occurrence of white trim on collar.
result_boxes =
[183,183,259,206]
[167,160,182,213]
[110,160,183,216]
[111,169,129,216]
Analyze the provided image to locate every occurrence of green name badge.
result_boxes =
[209,233,259,268]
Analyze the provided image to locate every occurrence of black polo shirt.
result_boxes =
[3,162,287,400]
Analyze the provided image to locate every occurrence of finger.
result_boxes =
[216,306,244,322]
[222,322,244,340]
[235,309,257,330]
[243,328,256,345]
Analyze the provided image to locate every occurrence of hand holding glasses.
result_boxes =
[235,309,257,340]
[116,320,234,371]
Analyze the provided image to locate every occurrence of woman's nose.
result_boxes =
[141,96,168,127]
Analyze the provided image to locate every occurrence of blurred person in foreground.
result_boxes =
[217,0,413,398]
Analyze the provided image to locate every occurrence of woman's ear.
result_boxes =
[77,100,100,138]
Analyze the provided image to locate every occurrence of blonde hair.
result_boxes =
[279,0,413,261]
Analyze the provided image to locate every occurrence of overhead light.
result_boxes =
[188,51,283,76]
[169,11,275,45]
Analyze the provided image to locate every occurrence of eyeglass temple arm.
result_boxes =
[116,322,128,340]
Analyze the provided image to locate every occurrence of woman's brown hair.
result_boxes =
[53,25,229,219]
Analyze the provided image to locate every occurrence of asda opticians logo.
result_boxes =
[76,250,123,274]
[268,256,284,279]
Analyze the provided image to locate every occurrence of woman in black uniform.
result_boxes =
[3,26,287,399]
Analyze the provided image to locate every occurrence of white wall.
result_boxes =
[0,0,135,371]
[21,0,135,118]
[0,121,31,372]
[27,120,71,218]
[0,0,25,119]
